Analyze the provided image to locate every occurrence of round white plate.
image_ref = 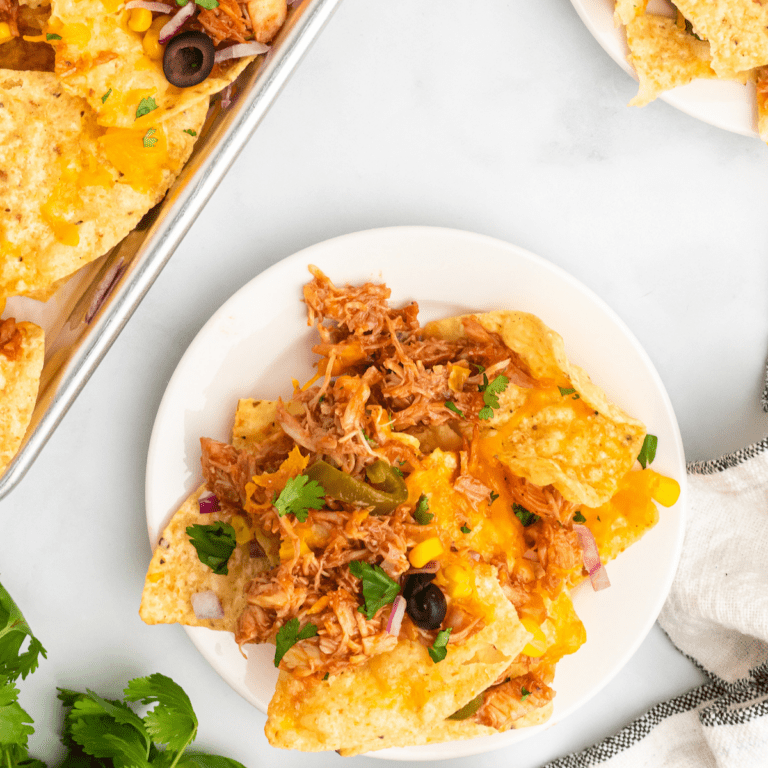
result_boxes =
[570,0,757,137]
[145,226,687,761]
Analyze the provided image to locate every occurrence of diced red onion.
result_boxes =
[198,493,220,514]
[220,82,233,109]
[159,1,196,45]
[406,560,440,575]
[573,524,611,591]
[386,595,406,636]
[191,590,224,620]
[125,0,174,12]
[85,258,125,324]
[522,549,539,562]
[213,41,270,64]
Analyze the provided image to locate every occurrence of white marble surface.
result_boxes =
[3,0,768,765]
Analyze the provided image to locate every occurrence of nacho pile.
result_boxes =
[0,0,290,476]
[140,267,681,754]
[616,0,768,142]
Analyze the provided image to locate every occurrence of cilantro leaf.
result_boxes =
[0,582,47,682]
[558,386,576,396]
[186,523,236,575]
[178,755,247,768]
[478,375,508,420]
[444,401,464,418]
[273,475,325,522]
[573,511,586,524]
[489,491,499,505]
[195,0,219,7]
[0,691,35,748]
[101,89,112,104]
[428,628,452,663]
[413,495,433,525]
[521,685,531,701]
[349,561,400,620]
[460,525,471,534]
[142,129,158,149]
[46,33,62,40]
[637,434,658,469]
[183,129,197,136]
[124,674,196,754]
[274,619,317,667]
[135,97,158,120]
[513,503,539,527]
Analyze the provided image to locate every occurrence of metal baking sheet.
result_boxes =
[0,0,343,500]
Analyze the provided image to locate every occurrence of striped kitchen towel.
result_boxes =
[545,439,768,768]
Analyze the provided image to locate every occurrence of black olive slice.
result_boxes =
[405,582,447,631]
[401,572,436,602]
[163,31,215,88]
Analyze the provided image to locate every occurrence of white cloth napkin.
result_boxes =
[545,440,768,768]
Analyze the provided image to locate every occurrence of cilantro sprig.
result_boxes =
[274,618,318,667]
[513,503,539,527]
[637,434,658,469]
[273,474,325,522]
[135,97,158,120]
[349,561,400,620]
[186,522,237,575]
[478,374,509,420]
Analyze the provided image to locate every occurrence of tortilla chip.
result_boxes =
[265,565,531,753]
[424,311,646,508]
[0,70,206,299]
[50,0,256,128]
[671,0,768,78]
[232,398,303,453]
[614,0,648,28]
[139,483,271,631]
[0,4,55,72]
[626,14,716,107]
[0,321,44,474]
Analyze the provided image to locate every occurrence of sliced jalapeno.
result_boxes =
[447,692,485,721]
[304,459,407,515]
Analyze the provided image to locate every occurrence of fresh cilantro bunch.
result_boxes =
[1,580,245,768]
[0,582,47,768]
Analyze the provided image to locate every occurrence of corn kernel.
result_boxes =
[0,22,13,43]
[651,473,681,507]
[448,364,470,393]
[408,537,444,568]
[142,16,168,60]
[231,515,251,545]
[443,564,474,599]
[520,617,547,658]
[129,8,153,32]
[279,537,310,561]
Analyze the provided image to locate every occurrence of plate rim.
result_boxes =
[144,224,688,761]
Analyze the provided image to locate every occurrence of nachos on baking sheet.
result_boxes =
[140,266,681,754]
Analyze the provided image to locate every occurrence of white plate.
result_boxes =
[145,226,687,761]
[570,0,758,137]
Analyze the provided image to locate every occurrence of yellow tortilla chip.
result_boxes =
[139,483,270,631]
[0,321,44,475]
[50,0,256,128]
[265,566,531,754]
[614,0,648,28]
[232,398,303,453]
[626,14,716,107]
[670,0,768,78]
[0,70,206,299]
[424,311,646,508]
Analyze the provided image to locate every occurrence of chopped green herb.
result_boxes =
[135,96,158,119]
[445,400,465,418]
[637,434,658,469]
[391,466,404,478]
[597,516,601,522]
[428,628,452,663]
[489,491,499,505]
[573,511,586,524]
[186,522,237,575]
[143,128,158,148]
[478,374,509,421]
[413,494,433,525]
[349,561,400,620]
[520,685,531,701]
[101,88,112,103]
[46,33,62,40]
[460,525,471,534]
[558,386,576,396]
[274,618,317,667]
[195,0,219,8]
[474,363,486,373]
[274,474,325,522]
[513,503,540,528]
[183,128,197,136]
[323,673,329,681]
[363,431,377,446]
